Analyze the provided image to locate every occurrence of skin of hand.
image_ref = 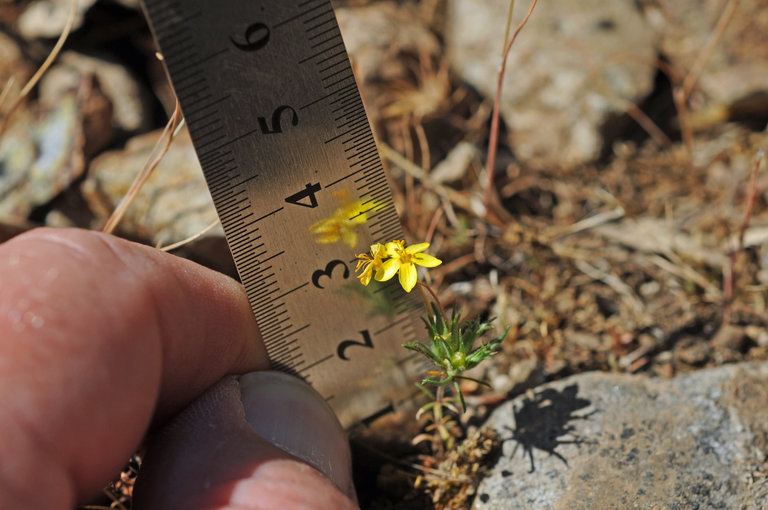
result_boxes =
[0,228,358,510]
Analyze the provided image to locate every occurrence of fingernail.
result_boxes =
[237,371,355,499]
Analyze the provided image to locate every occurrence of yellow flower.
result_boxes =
[376,240,442,292]
[310,191,384,249]
[309,200,369,248]
[355,243,387,286]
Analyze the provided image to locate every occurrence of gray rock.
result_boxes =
[81,128,222,247]
[337,2,439,84]
[446,0,656,165]
[647,0,768,104]
[0,31,33,109]
[0,93,85,223]
[40,51,152,134]
[475,362,768,509]
[17,0,97,39]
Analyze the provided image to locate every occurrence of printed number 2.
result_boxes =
[285,182,321,208]
[337,330,373,361]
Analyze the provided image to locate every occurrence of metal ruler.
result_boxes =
[141,0,426,427]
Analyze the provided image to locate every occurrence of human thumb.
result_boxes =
[133,372,358,510]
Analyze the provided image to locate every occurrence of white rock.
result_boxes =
[447,0,656,166]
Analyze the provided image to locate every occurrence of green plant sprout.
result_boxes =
[406,303,509,411]
[355,240,508,451]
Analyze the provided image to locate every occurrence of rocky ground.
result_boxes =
[0,0,767,509]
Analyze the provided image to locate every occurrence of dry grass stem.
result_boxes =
[620,99,673,149]
[483,0,538,210]
[0,0,77,137]
[724,149,765,321]
[159,218,221,252]
[674,0,739,156]
[545,206,625,240]
[102,101,183,234]
[0,76,15,111]
[681,0,739,97]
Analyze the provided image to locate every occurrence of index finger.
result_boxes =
[0,228,267,507]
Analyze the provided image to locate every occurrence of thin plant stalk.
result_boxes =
[159,218,220,252]
[723,149,764,321]
[0,0,78,137]
[674,0,739,157]
[483,0,538,210]
[417,281,446,321]
[102,101,183,234]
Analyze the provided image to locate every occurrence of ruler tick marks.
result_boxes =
[231,174,259,188]
[253,207,284,223]
[303,8,334,26]
[301,83,355,110]
[183,94,231,117]
[329,89,358,107]
[273,324,311,343]
[310,34,340,49]
[274,283,309,300]
[336,115,367,131]
[336,107,364,122]
[170,48,229,76]
[302,354,334,371]
[258,307,288,324]
[298,41,343,64]
[319,58,347,75]
[320,67,352,82]
[274,2,326,28]
[323,75,355,91]
[346,140,376,156]
[260,309,288,325]
[308,25,338,41]
[148,8,200,28]
[218,196,250,213]
[188,116,219,135]
[350,152,378,168]
[315,49,347,68]
[305,16,335,33]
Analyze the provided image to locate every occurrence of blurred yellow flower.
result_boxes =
[309,191,378,248]
[376,240,442,292]
[355,242,387,286]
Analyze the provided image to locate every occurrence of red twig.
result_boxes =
[483,0,538,211]
[723,149,764,322]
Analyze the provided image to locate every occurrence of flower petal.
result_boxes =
[399,263,417,292]
[385,240,403,258]
[405,242,429,254]
[358,265,373,286]
[413,253,442,268]
[341,228,357,248]
[376,258,400,282]
[371,242,386,259]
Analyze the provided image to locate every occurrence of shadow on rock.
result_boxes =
[503,384,596,473]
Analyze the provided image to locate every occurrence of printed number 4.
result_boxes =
[285,182,321,208]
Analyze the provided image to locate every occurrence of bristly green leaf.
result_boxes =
[404,305,509,411]
[403,341,443,366]
[454,380,466,412]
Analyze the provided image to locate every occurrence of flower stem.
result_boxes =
[417,281,446,322]
[434,385,451,450]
